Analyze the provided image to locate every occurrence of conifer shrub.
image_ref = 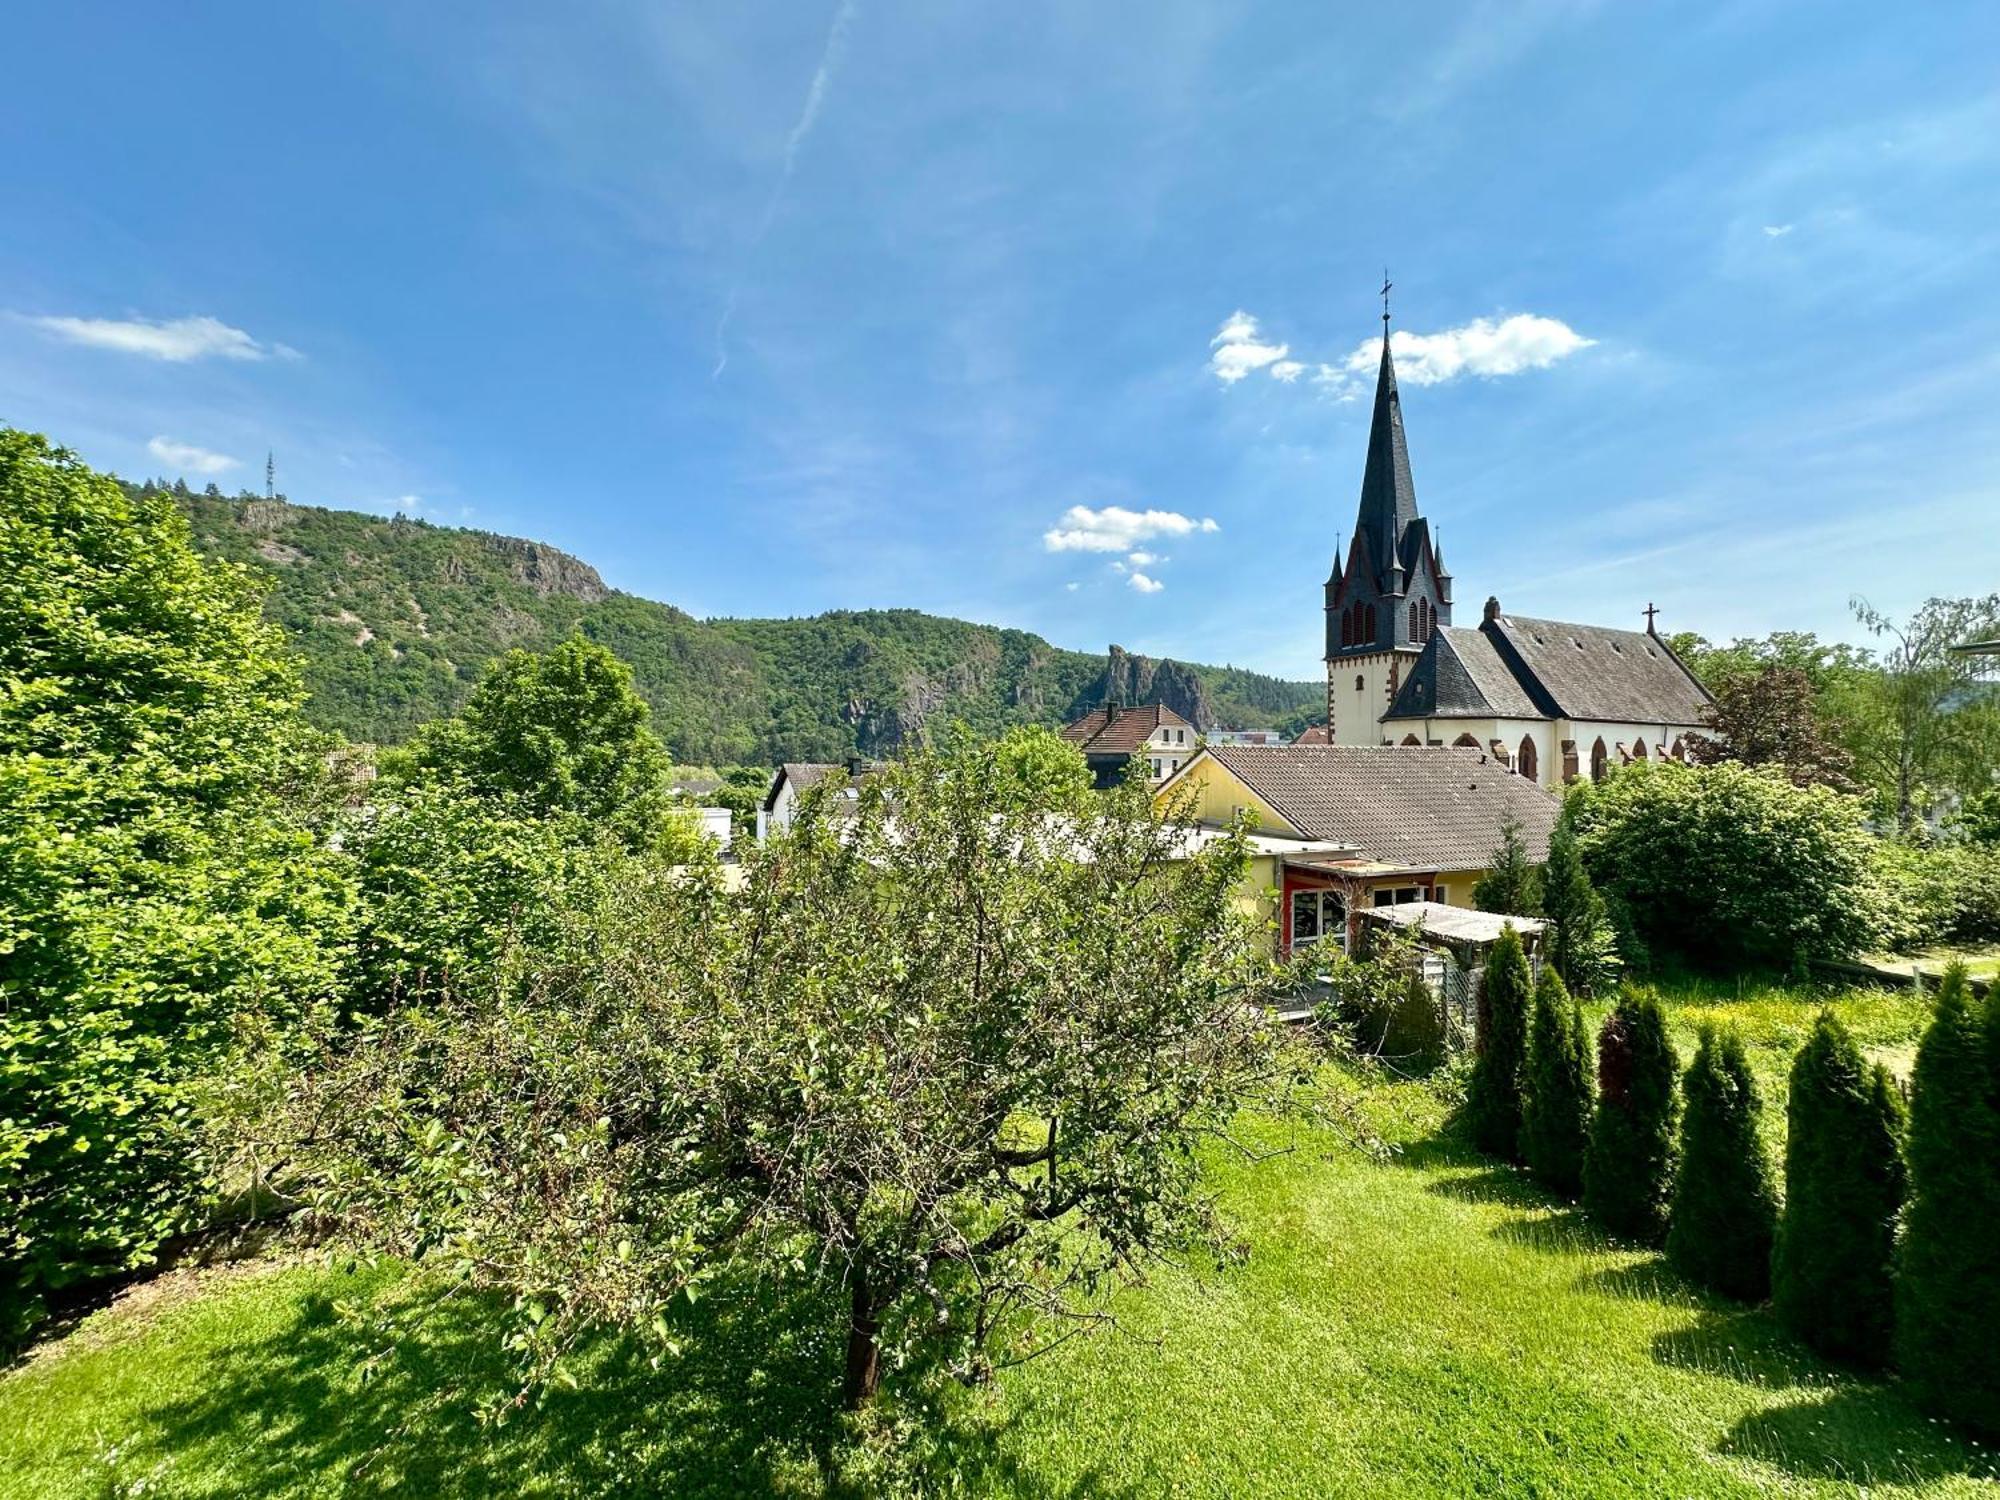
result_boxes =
[1666,1026,1776,1301]
[1464,924,1532,1159]
[1520,965,1591,1198]
[1896,964,2000,1435]
[1773,1011,1906,1367]
[1582,988,1679,1243]
[1540,805,1620,997]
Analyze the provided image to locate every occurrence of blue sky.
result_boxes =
[3,2,1996,679]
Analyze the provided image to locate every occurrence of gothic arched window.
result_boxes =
[1517,736,1538,782]
[1340,608,1351,647]
[1401,734,1421,747]
[1409,602,1419,640]
[1633,740,1649,761]
[1365,604,1377,642]
[1453,733,1479,748]
[1590,737,1608,782]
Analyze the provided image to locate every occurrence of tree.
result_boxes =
[1666,1026,1776,1301]
[1464,924,1532,1159]
[0,430,350,1340]
[1897,965,2000,1435]
[1568,760,1877,970]
[1848,594,2000,831]
[1687,664,1857,792]
[1772,1011,1906,1366]
[269,738,1296,1407]
[395,635,683,850]
[1519,966,1591,1198]
[1952,787,2000,847]
[1539,802,1618,996]
[1473,812,1542,917]
[1583,990,1678,1244]
[989,723,1096,814]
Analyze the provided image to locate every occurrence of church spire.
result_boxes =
[1354,319,1418,591]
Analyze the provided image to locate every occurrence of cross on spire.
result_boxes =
[1380,269,1392,333]
[1644,601,1659,635]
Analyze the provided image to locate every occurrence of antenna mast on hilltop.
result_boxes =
[266,452,275,500]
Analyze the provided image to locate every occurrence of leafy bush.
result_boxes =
[1569,760,1878,970]
[1870,839,2000,952]
[0,431,352,1341]
[1666,1026,1776,1301]
[1772,1011,1905,1366]
[1464,925,1531,1159]
[1519,966,1591,1198]
[1897,965,2000,1435]
[1582,989,1679,1244]
[1312,932,1444,1073]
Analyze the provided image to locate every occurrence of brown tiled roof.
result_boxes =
[1199,744,1559,871]
[1488,614,1711,726]
[1292,724,1334,745]
[1060,702,1193,756]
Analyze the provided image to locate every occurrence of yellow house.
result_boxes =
[1155,743,1559,958]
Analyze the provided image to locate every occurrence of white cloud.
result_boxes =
[26,313,290,362]
[1127,571,1164,594]
[1126,550,1159,566]
[1763,223,1795,237]
[1064,581,1080,592]
[147,436,239,475]
[1043,504,1221,553]
[1213,310,1593,398]
[355,493,429,517]
[1208,310,1289,384]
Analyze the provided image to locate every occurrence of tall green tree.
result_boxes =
[1464,924,1532,1159]
[989,723,1097,814]
[1847,594,2000,831]
[1540,803,1618,996]
[1667,1026,1776,1301]
[1473,812,1542,917]
[394,635,683,851]
[0,431,350,1340]
[1897,965,2000,1435]
[1520,966,1592,1198]
[1583,989,1679,1244]
[1773,1011,1906,1366]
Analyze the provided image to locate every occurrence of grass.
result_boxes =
[3,978,1994,1498]
[1861,947,2000,984]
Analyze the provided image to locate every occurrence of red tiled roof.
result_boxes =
[1060,702,1193,756]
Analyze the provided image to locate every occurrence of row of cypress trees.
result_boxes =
[1465,931,1998,1438]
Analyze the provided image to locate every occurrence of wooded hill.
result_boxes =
[166,486,1320,765]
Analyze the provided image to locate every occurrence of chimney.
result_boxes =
[1483,595,1502,625]
[1105,702,1122,723]
[845,755,864,777]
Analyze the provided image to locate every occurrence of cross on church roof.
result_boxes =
[1380,269,1392,332]
[1644,602,1659,634]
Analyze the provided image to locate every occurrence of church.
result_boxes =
[1319,318,1712,787]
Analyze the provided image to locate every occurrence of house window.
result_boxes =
[1433,884,1449,905]
[1290,888,1347,952]
[1150,758,1163,777]
[1372,886,1425,907]
[1354,674,1365,692]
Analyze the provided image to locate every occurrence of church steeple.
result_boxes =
[1355,332,1419,593]
[1324,284,1449,665]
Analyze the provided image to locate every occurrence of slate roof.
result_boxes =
[1488,613,1711,725]
[1354,339,1419,589]
[1383,626,1540,720]
[1195,744,1559,871]
[1060,702,1193,757]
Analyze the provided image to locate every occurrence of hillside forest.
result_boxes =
[163,483,1321,764]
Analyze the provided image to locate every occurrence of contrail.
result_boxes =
[712,0,858,379]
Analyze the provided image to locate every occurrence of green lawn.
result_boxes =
[4,980,1994,1498]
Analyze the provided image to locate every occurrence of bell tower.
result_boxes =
[1323,283,1451,743]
